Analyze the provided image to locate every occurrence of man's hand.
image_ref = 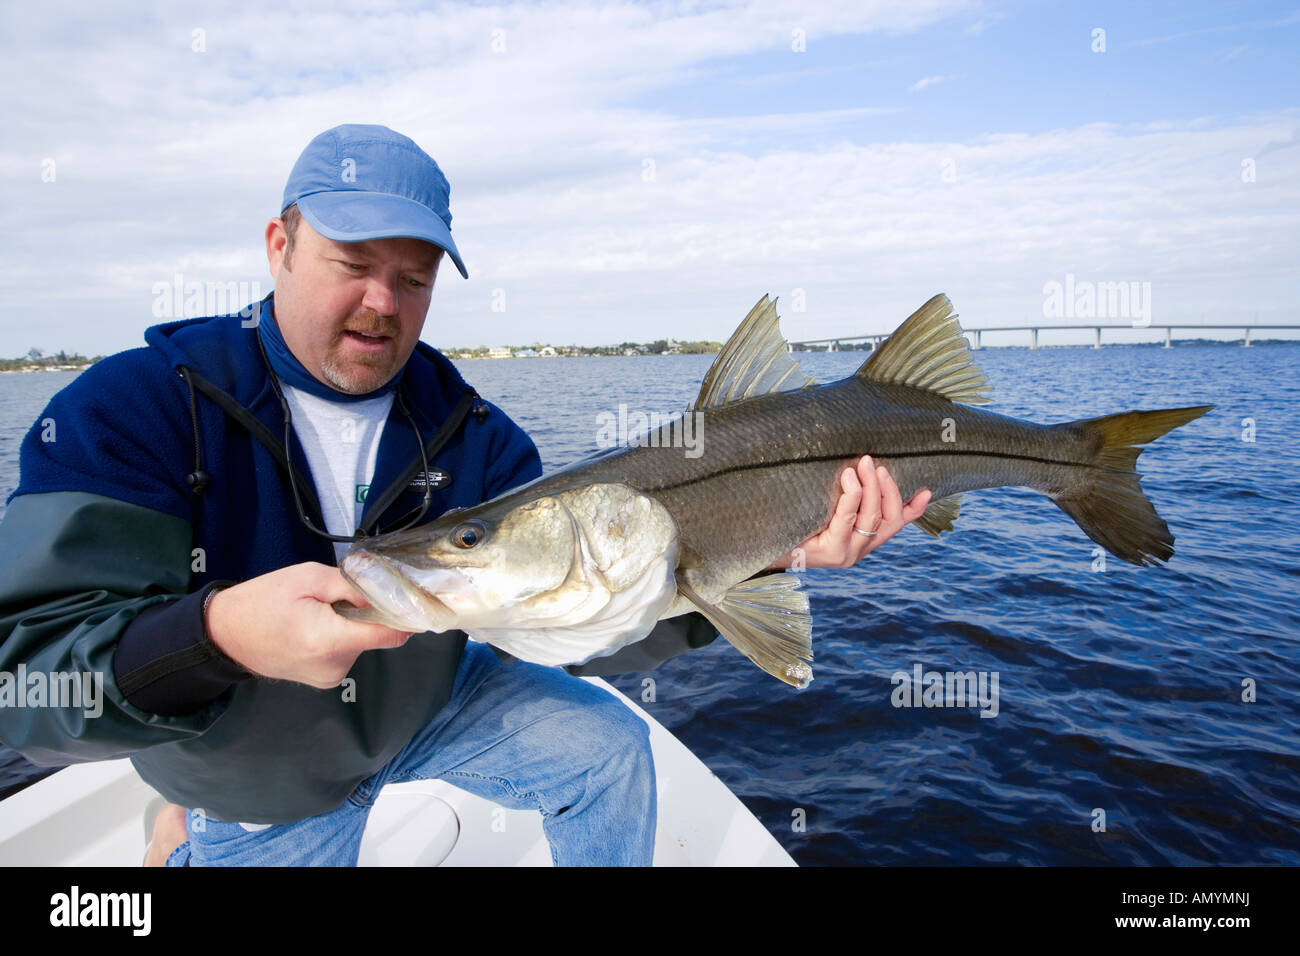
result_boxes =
[205,562,414,689]
[767,456,932,569]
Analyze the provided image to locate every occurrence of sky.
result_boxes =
[1,0,1297,353]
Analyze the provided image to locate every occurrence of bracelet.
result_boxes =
[200,583,249,674]
[201,584,225,624]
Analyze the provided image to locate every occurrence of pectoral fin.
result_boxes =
[676,574,814,688]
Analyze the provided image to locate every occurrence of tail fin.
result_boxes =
[1053,405,1213,566]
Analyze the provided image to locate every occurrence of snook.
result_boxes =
[337,294,1211,687]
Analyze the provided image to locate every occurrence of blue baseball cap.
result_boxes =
[281,124,468,279]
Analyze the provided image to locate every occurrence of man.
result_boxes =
[0,125,929,866]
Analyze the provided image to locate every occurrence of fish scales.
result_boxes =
[533,378,1099,599]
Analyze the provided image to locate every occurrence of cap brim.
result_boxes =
[296,191,469,279]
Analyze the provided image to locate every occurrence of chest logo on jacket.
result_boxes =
[408,468,451,492]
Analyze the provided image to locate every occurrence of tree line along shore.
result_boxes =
[1,341,724,372]
[0,350,102,372]
[6,336,1294,372]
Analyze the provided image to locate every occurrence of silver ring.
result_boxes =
[854,527,878,537]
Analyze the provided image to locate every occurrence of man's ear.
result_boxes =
[266,218,289,273]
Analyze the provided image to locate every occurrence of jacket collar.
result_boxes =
[255,296,404,403]
[144,293,476,416]
[145,294,480,538]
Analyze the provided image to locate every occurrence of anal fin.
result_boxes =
[914,494,962,537]
[676,574,814,688]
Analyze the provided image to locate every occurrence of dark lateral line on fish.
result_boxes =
[643,449,1094,493]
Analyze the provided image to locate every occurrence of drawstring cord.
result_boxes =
[179,366,209,496]
[178,349,489,529]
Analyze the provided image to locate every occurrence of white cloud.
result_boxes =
[909,74,961,92]
[1135,11,1300,47]
[0,0,1296,356]
[1213,43,1249,63]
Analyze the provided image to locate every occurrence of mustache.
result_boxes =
[342,310,400,337]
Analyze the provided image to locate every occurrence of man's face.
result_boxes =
[265,216,441,394]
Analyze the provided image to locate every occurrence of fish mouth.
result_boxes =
[340,548,463,629]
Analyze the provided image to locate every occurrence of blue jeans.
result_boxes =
[164,642,656,866]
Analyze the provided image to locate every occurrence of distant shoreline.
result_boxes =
[449,338,1300,358]
[0,365,94,373]
[0,353,100,374]
[2,338,1296,372]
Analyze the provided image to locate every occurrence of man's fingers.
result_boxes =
[361,626,415,651]
[901,489,933,523]
[829,457,876,564]
[775,458,932,570]
[310,621,413,689]
[336,620,414,654]
[312,569,413,653]
[830,464,864,529]
[877,465,903,528]
[849,463,906,558]
[302,563,371,607]
[854,457,881,531]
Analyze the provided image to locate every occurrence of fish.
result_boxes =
[335,294,1212,687]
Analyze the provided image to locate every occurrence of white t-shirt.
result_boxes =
[281,384,395,564]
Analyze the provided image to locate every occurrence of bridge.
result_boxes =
[790,323,1300,352]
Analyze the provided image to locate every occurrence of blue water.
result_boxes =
[0,371,82,798]
[2,345,1298,864]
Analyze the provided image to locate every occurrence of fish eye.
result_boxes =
[451,520,487,549]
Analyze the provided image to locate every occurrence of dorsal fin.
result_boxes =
[858,294,991,405]
[691,295,816,411]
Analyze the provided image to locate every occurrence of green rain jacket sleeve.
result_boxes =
[0,354,244,766]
